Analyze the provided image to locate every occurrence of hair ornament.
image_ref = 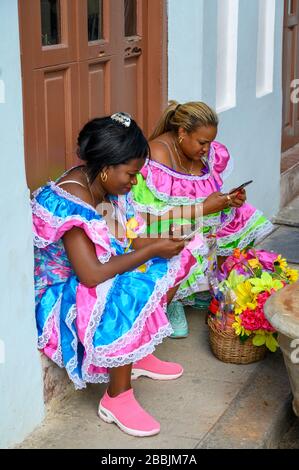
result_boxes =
[111,112,132,128]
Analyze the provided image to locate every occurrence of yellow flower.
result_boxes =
[274,255,288,271]
[233,280,257,314]
[285,268,299,283]
[137,264,147,273]
[126,217,139,239]
[248,258,261,270]
[232,315,251,337]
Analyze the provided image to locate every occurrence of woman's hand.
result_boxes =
[203,192,231,215]
[149,238,186,259]
[203,189,246,215]
[227,188,247,208]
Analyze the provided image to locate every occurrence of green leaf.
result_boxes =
[239,334,250,343]
[274,266,282,275]
[252,334,266,346]
[224,270,245,290]
[254,267,262,277]
[265,334,279,352]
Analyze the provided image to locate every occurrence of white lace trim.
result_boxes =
[37,295,62,349]
[82,257,181,370]
[217,210,273,244]
[93,257,181,356]
[132,200,175,216]
[83,324,173,377]
[81,278,114,381]
[217,220,274,256]
[146,170,207,205]
[147,144,216,181]
[34,233,52,249]
[52,297,63,367]
[32,186,44,198]
[64,304,86,389]
[49,182,99,214]
[173,258,209,301]
[32,200,112,256]
[133,199,236,231]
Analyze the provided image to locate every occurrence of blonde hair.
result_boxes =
[149,100,218,141]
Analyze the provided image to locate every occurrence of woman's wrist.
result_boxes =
[202,200,210,216]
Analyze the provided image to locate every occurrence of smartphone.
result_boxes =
[228,180,253,194]
[182,227,201,241]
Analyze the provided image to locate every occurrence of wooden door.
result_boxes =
[19,0,80,189]
[19,0,167,190]
[282,0,299,151]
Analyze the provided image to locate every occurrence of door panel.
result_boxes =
[34,64,80,187]
[123,0,147,128]
[79,58,112,125]
[282,0,299,151]
[19,0,167,190]
[78,0,119,60]
[20,0,78,70]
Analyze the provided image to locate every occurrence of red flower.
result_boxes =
[209,298,219,315]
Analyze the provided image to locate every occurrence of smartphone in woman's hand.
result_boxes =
[228,180,253,195]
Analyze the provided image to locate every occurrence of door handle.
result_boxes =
[132,47,142,54]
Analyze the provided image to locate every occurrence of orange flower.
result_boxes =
[233,248,241,259]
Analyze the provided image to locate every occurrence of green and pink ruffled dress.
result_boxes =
[132,141,273,305]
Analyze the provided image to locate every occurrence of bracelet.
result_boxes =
[226,194,232,207]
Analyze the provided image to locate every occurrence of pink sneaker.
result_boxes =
[131,354,184,380]
[98,388,160,437]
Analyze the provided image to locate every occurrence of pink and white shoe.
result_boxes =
[98,388,160,437]
[131,354,184,380]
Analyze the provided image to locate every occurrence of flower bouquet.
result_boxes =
[207,248,298,364]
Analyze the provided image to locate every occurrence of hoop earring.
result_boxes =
[178,136,184,144]
[100,171,108,183]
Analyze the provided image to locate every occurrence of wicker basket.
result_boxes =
[207,317,267,364]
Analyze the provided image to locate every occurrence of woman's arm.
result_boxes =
[131,237,157,250]
[63,227,185,287]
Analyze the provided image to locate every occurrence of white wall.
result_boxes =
[0,0,44,448]
[168,0,284,218]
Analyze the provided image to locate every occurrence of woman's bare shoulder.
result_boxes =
[149,137,172,167]
[56,168,95,207]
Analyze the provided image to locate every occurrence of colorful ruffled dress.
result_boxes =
[32,182,207,389]
[132,141,274,305]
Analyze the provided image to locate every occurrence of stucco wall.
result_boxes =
[0,0,44,448]
[168,0,283,218]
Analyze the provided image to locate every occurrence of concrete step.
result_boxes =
[17,310,262,449]
[41,354,73,407]
[279,419,299,448]
[256,224,299,264]
[197,351,294,449]
[273,195,299,227]
[17,310,296,449]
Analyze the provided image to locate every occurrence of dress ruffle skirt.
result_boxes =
[132,141,274,304]
[32,184,206,388]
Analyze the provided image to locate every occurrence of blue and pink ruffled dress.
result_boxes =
[32,183,206,388]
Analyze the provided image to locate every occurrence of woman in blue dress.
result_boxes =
[32,113,207,437]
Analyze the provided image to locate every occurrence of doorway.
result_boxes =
[19,0,167,190]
